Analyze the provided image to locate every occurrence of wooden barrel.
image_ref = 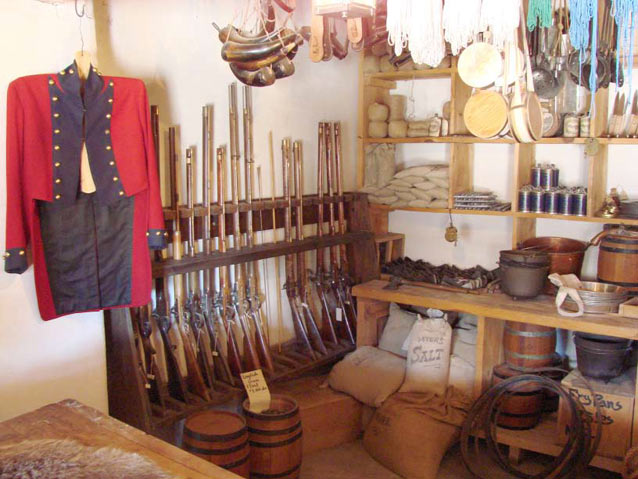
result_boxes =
[503,321,556,369]
[183,410,250,478]
[598,233,638,292]
[242,395,302,479]
[492,363,544,430]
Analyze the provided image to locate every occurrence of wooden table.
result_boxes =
[353,279,638,473]
[0,399,239,478]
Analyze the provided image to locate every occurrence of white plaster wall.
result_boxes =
[389,78,638,280]
[0,0,359,421]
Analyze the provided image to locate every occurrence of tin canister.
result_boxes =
[544,189,560,214]
[519,189,531,212]
[541,167,554,190]
[550,164,559,187]
[531,165,542,188]
[564,114,579,137]
[572,192,587,216]
[558,190,573,215]
[530,189,545,213]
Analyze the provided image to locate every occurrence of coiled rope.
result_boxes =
[527,0,554,30]
[461,370,601,479]
[479,0,521,50]
[569,0,598,113]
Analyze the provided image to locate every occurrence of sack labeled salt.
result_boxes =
[400,315,452,396]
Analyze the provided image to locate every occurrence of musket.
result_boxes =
[229,82,262,372]
[217,146,242,380]
[333,121,357,328]
[256,165,273,349]
[315,123,338,344]
[269,131,284,352]
[293,140,327,355]
[132,307,156,400]
[282,138,316,360]
[242,85,274,373]
[202,105,233,386]
[185,147,216,391]
[324,123,355,344]
[173,146,210,401]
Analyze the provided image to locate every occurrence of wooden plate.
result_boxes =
[464,90,509,139]
[458,42,503,88]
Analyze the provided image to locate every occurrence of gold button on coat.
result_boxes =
[55,179,61,184]
[54,162,61,167]
[54,145,60,150]
[55,194,61,200]
[113,177,119,182]
[119,191,125,196]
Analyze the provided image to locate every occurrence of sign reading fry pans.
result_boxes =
[458,43,503,89]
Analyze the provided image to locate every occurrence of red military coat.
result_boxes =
[4,62,166,320]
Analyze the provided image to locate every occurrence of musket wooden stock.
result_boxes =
[269,131,285,353]
[282,139,316,360]
[294,140,327,355]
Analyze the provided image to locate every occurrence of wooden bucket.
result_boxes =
[182,410,250,478]
[492,363,544,430]
[503,321,556,369]
[597,232,638,292]
[242,395,302,479]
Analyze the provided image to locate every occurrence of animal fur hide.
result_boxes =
[0,439,174,479]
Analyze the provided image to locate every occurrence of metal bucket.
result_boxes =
[519,237,588,294]
[574,333,632,379]
[499,250,550,300]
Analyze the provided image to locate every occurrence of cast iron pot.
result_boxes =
[499,250,550,300]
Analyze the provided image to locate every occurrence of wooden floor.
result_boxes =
[301,440,622,479]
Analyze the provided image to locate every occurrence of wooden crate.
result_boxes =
[557,368,636,459]
[619,297,638,319]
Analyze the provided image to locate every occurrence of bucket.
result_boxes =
[519,237,588,294]
[499,250,550,300]
[183,410,250,478]
[563,281,628,314]
[574,333,633,379]
[592,227,638,293]
[492,363,544,430]
[503,321,556,369]
[242,395,302,479]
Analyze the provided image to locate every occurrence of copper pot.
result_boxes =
[519,237,589,294]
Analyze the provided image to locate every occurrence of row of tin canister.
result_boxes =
[519,186,588,216]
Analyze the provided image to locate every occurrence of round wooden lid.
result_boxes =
[458,42,503,88]
[464,91,508,139]
[184,410,246,438]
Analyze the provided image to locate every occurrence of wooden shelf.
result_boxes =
[353,279,638,339]
[369,204,512,216]
[365,67,455,81]
[363,135,638,145]
[516,212,638,225]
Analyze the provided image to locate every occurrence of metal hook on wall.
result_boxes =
[75,0,86,53]
[74,0,86,18]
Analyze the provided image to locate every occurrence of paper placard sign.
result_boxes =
[240,369,271,413]
[336,308,343,322]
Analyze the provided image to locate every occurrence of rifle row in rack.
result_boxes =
[128,86,360,412]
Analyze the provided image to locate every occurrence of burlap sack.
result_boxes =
[328,346,406,407]
[429,187,448,199]
[430,177,449,188]
[378,303,417,358]
[368,102,389,122]
[407,128,429,137]
[430,199,448,208]
[396,191,416,201]
[369,121,388,138]
[389,179,412,188]
[400,316,452,396]
[398,175,425,185]
[412,189,433,201]
[363,388,471,479]
[409,200,431,208]
[395,166,434,178]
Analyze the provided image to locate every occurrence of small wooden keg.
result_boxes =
[503,321,556,369]
[242,395,302,479]
[597,231,638,292]
[492,363,544,430]
[183,410,250,478]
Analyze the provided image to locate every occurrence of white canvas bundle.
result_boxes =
[387,0,446,67]
[442,0,482,55]
[479,0,521,50]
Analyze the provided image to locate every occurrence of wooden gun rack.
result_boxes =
[105,192,378,436]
